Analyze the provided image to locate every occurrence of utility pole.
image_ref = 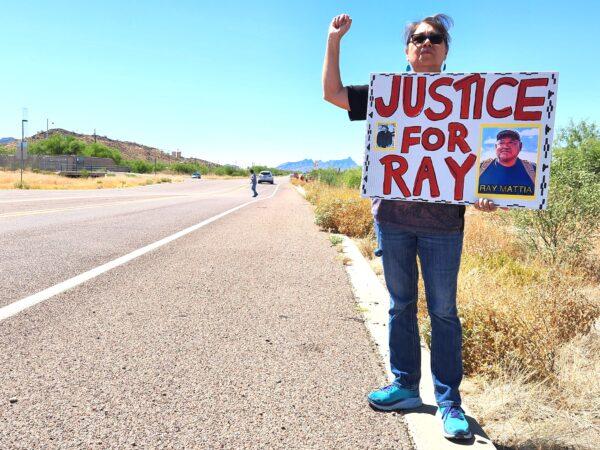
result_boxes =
[20,109,28,187]
[46,118,54,138]
[93,129,97,143]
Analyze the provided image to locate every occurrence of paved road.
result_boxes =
[0,178,412,448]
[0,179,264,307]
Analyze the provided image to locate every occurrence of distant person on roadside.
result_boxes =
[323,12,500,441]
[250,169,258,197]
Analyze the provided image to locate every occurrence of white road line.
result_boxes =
[0,184,246,205]
[0,184,280,322]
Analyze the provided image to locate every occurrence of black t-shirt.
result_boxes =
[347,84,465,234]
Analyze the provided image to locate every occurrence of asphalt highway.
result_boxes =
[0,178,412,448]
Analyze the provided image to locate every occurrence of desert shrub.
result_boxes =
[14,180,30,189]
[315,168,342,187]
[29,135,125,165]
[511,121,600,265]
[467,329,600,450]
[336,197,373,237]
[222,165,248,176]
[250,165,289,176]
[306,182,373,237]
[458,271,598,379]
[341,167,362,189]
[29,134,85,155]
[171,162,200,174]
[127,159,154,174]
[79,169,90,178]
[329,234,343,246]
[290,177,305,186]
[314,197,344,231]
[417,211,600,381]
[81,142,123,164]
[355,237,377,260]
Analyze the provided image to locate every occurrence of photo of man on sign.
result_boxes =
[376,123,396,150]
[477,128,538,197]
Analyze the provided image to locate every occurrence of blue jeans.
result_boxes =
[379,225,464,407]
[251,183,257,196]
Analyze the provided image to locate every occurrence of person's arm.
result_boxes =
[322,14,352,110]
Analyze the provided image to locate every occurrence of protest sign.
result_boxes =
[360,72,559,209]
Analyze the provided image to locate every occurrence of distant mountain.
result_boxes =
[277,157,359,172]
[0,137,16,145]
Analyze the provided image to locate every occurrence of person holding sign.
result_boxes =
[478,129,537,196]
[323,13,499,441]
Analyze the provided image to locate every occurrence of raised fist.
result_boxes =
[328,14,352,40]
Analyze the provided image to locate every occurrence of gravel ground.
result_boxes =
[0,182,413,449]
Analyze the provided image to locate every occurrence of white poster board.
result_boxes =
[361,72,559,209]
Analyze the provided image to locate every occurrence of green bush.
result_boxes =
[127,159,154,174]
[14,181,30,189]
[171,162,201,174]
[314,168,342,187]
[29,134,85,156]
[341,167,363,189]
[82,142,123,164]
[29,135,125,165]
[250,165,289,176]
[214,165,247,176]
[511,121,600,264]
[310,168,362,189]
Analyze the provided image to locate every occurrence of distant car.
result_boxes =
[191,172,201,179]
[258,171,274,184]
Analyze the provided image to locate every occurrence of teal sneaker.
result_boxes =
[367,384,422,411]
[436,405,472,440]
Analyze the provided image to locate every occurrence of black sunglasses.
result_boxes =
[410,33,444,45]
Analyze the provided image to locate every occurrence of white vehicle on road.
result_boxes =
[258,171,274,184]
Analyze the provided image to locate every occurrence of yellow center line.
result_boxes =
[0,184,247,218]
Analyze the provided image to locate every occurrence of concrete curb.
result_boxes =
[292,184,496,450]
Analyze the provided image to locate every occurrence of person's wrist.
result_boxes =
[328,33,342,44]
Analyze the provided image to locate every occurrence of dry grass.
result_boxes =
[355,237,377,260]
[1,170,184,189]
[456,212,599,380]
[370,259,383,276]
[305,182,373,237]
[416,211,599,380]
[436,212,598,449]
[464,327,600,449]
[290,177,306,186]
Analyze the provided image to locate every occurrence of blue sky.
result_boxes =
[1,0,597,167]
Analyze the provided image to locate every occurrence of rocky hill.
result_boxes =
[3,129,219,167]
